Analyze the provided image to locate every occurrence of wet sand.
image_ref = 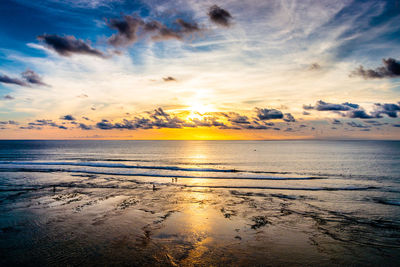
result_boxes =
[1,176,400,266]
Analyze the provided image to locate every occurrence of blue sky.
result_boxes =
[0,0,399,139]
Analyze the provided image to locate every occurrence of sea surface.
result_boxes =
[1,140,400,266]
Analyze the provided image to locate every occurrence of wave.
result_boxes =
[0,166,321,180]
[371,198,400,206]
[0,161,320,177]
[0,161,251,173]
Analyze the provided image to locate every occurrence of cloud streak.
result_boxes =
[38,34,106,58]
[0,70,48,87]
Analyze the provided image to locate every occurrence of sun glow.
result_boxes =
[186,101,215,121]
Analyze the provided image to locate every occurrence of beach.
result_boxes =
[1,140,400,266]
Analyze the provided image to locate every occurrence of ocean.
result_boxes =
[1,140,399,266]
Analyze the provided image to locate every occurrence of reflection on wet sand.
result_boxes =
[2,177,399,266]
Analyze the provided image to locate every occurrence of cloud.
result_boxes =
[309,63,321,70]
[90,107,296,131]
[27,119,68,129]
[256,108,283,120]
[243,125,270,130]
[364,120,385,126]
[1,70,49,87]
[283,113,295,122]
[0,120,18,125]
[175,19,201,33]
[79,123,92,130]
[163,76,176,82]
[38,34,106,58]
[3,95,15,100]
[305,100,400,119]
[304,100,358,111]
[107,15,142,47]
[371,103,400,118]
[0,74,27,86]
[107,15,203,47]
[61,115,76,121]
[208,5,233,27]
[21,69,49,86]
[347,122,370,128]
[347,109,373,119]
[332,119,342,125]
[96,119,114,130]
[351,58,400,79]
[229,114,251,124]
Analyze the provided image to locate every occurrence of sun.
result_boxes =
[190,103,210,114]
[186,102,214,121]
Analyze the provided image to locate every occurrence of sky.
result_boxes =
[0,0,399,140]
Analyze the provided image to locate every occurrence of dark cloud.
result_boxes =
[332,119,342,125]
[79,123,92,130]
[305,100,358,111]
[38,34,106,58]
[3,95,15,100]
[372,103,400,118]
[20,125,42,130]
[208,5,232,27]
[229,114,251,124]
[163,76,176,82]
[21,70,48,86]
[283,113,295,122]
[0,74,27,86]
[152,107,169,118]
[107,15,143,46]
[176,19,200,33]
[1,70,49,87]
[302,111,311,115]
[27,119,68,129]
[107,15,203,47]
[347,122,370,128]
[256,108,283,120]
[364,120,385,126]
[392,124,400,128]
[61,115,76,121]
[347,109,373,119]
[305,100,400,119]
[149,19,202,41]
[243,125,270,130]
[96,120,113,130]
[0,120,18,125]
[351,58,400,79]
